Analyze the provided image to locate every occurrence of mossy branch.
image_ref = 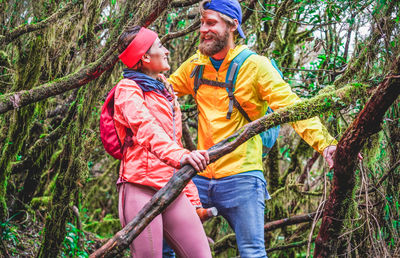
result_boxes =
[0,0,174,115]
[90,83,368,257]
[207,83,366,161]
[265,0,294,49]
[0,1,78,46]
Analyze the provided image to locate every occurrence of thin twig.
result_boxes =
[161,19,200,44]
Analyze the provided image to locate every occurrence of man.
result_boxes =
[168,0,337,256]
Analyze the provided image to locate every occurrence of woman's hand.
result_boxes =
[180,150,210,172]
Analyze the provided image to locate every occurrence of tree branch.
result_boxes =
[181,122,197,151]
[0,1,78,46]
[171,0,201,8]
[213,212,317,255]
[242,0,257,24]
[265,0,294,49]
[297,151,319,186]
[266,237,316,253]
[161,19,200,44]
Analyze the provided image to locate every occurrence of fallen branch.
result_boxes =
[264,212,317,232]
[90,84,367,257]
[314,56,400,257]
[213,212,317,255]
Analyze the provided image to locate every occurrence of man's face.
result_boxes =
[199,9,230,57]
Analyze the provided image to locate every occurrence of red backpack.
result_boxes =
[100,85,133,159]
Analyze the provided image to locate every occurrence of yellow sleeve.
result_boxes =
[168,56,196,97]
[256,56,337,154]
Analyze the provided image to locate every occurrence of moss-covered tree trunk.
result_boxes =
[314,57,400,257]
[0,35,45,223]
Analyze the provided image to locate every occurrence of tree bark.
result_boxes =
[314,58,400,257]
[90,83,367,257]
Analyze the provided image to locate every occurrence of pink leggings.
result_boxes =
[118,182,212,258]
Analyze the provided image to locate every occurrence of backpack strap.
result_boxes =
[225,49,255,121]
[191,49,278,123]
[191,65,204,97]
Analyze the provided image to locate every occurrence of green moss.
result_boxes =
[31,196,50,209]
[43,172,59,197]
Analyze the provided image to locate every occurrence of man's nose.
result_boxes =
[200,23,208,34]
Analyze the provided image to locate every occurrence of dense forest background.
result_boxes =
[0,0,399,257]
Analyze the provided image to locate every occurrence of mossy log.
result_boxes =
[90,83,368,257]
[314,57,400,257]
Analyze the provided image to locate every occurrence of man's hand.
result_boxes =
[323,145,336,170]
[180,150,210,172]
[323,145,363,170]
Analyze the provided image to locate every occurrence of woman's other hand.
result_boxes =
[180,150,210,172]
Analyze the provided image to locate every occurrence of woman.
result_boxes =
[114,26,212,257]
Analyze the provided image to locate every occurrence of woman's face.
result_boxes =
[142,37,170,73]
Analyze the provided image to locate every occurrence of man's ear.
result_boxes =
[141,53,151,64]
[231,19,239,33]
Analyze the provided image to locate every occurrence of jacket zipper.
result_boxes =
[171,101,177,174]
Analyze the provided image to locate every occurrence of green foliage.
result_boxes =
[1,220,19,248]
[82,214,120,238]
[61,223,94,258]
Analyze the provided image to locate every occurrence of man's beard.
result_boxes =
[199,29,230,57]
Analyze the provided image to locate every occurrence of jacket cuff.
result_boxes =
[176,149,191,169]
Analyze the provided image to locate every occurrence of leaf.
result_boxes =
[262,16,274,21]
[272,50,281,56]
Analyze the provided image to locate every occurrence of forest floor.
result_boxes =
[1,211,131,257]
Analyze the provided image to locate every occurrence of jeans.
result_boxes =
[193,174,269,258]
[162,239,176,258]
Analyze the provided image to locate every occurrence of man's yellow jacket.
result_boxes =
[169,45,337,179]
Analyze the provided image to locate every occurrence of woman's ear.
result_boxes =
[141,53,151,64]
